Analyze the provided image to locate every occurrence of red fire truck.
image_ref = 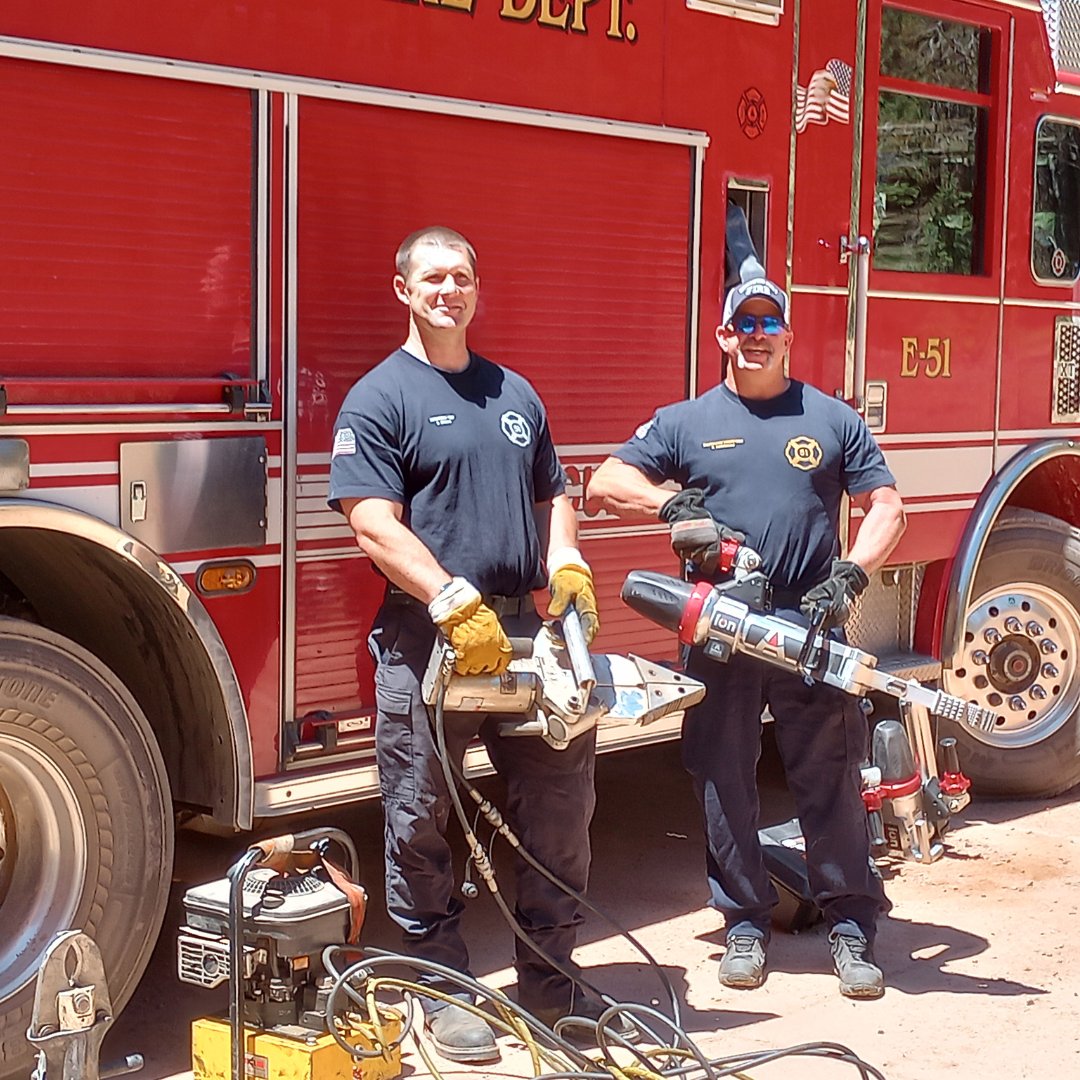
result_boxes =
[3,0,1080,1071]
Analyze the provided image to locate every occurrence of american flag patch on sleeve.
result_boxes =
[332,427,357,457]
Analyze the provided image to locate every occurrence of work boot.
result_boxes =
[424,1003,500,1062]
[830,930,885,999]
[718,934,767,989]
[524,996,638,1047]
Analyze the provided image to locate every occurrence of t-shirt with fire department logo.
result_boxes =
[615,380,895,595]
[328,348,565,597]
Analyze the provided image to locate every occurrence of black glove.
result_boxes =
[799,559,869,626]
[659,488,745,573]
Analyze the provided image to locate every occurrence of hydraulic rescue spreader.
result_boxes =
[420,605,707,748]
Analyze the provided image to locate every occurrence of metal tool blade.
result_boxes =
[587,653,705,726]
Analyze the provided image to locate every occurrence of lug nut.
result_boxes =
[1026,621,1044,637]
[1042,663,1059,679]
[1004,616,1022,633]
[984,627,1002,645]
[971,649,990,665]
[1040,639,1058,654]
[1008,695,1026,711]
[1030,684,1048,700]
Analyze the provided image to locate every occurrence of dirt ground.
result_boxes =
[103,739,1080,1080]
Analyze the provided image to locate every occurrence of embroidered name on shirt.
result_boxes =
[428,414,456,426]
[702,438,745,450]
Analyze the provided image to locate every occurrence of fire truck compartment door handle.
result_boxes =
[130,481,148,523]
[850,234,871,411]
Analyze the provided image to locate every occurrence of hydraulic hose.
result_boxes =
[428,686,673,1058]
[430,680,677,1049]
[317,663,889,1079]
[320,943,888,1080]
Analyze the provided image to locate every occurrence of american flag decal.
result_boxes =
[795,58,852,134]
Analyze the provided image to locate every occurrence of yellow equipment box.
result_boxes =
[191,1015,403,1080]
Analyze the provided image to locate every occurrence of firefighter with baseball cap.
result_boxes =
[328,226,599,1062]
[588,277,906,999]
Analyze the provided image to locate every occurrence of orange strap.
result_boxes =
[252,836,368,944]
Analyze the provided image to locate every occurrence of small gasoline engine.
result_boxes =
[176,828,401,1080]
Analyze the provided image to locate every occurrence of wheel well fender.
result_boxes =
[0,499,253,829]
[939,438,1080,667]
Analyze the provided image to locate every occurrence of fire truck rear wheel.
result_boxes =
[945,509,1080,797]
[0,618,173,1080]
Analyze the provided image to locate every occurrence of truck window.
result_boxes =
[872,6,992,276]
[727,180,768,282]
[1033,117,1080,284]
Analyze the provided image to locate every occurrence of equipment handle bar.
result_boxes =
[560,606,596,696]
[796,606,828,677]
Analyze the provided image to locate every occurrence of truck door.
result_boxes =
[790,0,1012,659]
[849,0,1011,562]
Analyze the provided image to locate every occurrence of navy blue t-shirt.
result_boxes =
[328,348,565,597]
[615,380,895,593]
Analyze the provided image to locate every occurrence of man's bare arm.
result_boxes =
[341,497,451,604]
[587,457,671,517]
[545,493,580,558]
[847,486,906,576]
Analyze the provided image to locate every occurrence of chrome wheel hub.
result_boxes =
[946,583,1080,748]
[0,735,87,1004]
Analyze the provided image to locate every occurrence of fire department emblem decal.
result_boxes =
[785,436,823,471]
[737,87,768,140]
[500,411,532,447]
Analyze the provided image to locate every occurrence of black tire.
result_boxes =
[0,618,173,1080]
[943,509,1080,797]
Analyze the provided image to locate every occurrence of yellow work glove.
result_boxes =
[428,577,512,676]
[547,548,600,645]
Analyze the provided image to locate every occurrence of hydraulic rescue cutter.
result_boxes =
[622,569,996,872]
[421,606,707,749]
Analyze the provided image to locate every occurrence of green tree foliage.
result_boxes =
[873,8,986,275]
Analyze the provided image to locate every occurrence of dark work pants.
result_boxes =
[368,600,597,1013]
[683,620,885,944]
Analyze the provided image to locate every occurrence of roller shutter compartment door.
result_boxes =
[295,99,692,444]
[0,57,253,408]
[293,100,694,719]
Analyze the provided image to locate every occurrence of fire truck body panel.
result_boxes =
[6,1,1080,1073]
